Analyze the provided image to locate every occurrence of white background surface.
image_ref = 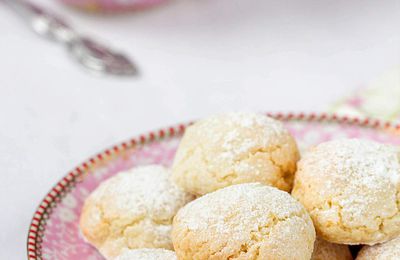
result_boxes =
[0,0,399,258]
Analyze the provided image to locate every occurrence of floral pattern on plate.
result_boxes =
[332,66,400,123]
[28,115,400,260]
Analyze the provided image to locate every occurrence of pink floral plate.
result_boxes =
[27,113,400,260]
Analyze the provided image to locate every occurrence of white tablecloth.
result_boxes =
[0,0,399,258]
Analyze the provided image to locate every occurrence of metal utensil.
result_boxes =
[3,0,138,76]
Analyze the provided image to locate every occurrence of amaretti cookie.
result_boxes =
[172,183,315,260]
[356,236,400,260]
[311,237,353,260]
[292,139,400,245]
[172,112,299,196]
[80,165,194,259]
[114,248,177,260]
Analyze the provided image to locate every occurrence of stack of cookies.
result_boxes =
[80,112,400,260]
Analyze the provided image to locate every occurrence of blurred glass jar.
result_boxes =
[61,0,167,12]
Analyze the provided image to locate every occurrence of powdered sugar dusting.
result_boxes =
[177,183,308,238]
[81,165,194,258]
[211,112,288,162]
[309,139,400,188]
[224,112,287,141]
[295,138,400,243]
[173,112,298,195]
[91,165,194,222]
[228,112,284,130]
[173,183,315,259]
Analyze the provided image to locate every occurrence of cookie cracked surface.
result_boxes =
[172,112,299,196]
[172,183,315,260]
[292,139,400,245]
[79,165,194,259]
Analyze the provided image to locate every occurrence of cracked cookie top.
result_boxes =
[292,139,400,245]
[172,112,300,196]
[172,183,315,260]
[79,165,194,259]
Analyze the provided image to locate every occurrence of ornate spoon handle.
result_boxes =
[4,0,138,76]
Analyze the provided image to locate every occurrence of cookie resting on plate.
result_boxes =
[172,112,299,196]
[292,139,400,245]
[172,183,316,260]
[79,165,194,259]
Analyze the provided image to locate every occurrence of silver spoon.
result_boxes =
[3,0,138,76]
